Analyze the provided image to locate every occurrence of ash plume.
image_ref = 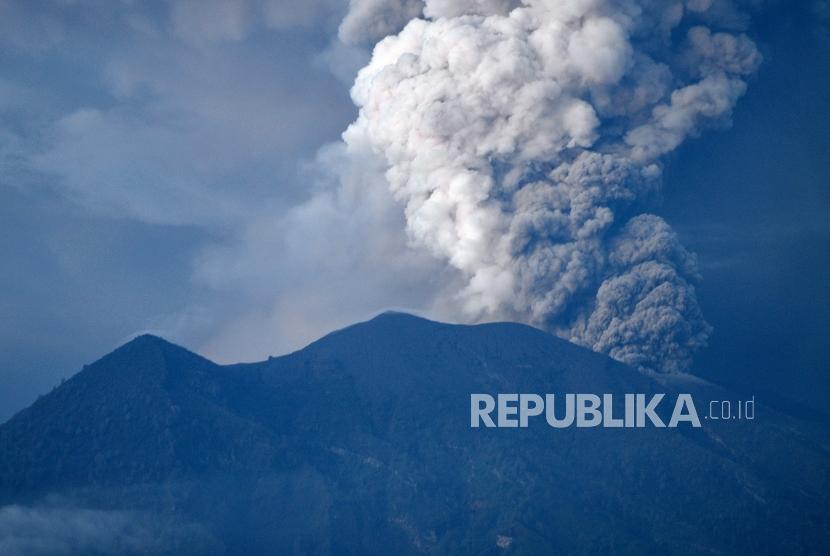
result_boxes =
[336,0,760,373]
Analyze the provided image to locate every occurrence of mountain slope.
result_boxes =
[0,313,828,555]
[0,335,283,499]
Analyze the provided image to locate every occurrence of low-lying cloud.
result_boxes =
[0,504,220,555]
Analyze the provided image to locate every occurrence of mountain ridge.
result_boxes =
[0,313,827,554]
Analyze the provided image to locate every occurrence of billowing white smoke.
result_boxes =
[339,0,425,44]
[338,0,760,373]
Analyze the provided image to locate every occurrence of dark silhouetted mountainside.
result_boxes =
[0,313,828,555]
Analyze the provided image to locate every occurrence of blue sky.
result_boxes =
[663,2,830,406]
[1,0,828,421]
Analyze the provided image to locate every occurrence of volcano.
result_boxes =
[0,313,827,554]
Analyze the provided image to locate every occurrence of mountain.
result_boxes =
[0,313,828,555]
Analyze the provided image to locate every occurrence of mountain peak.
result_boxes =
[130,332,167,342]
[103,333,206,366]
[120,332,176,350]
[369,310,434,323]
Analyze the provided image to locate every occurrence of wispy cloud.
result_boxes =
[0,504,220,555]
